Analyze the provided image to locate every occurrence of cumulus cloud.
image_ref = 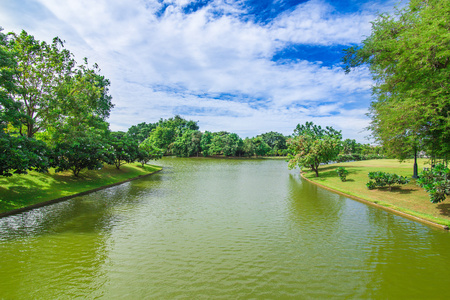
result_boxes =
[0,0,395,142]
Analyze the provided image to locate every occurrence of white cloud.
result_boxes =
[0,0,389,142]
[269,0,374,46]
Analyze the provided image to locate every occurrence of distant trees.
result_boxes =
[337,139,384,162]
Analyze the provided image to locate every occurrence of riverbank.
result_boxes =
[0,163,162,216]
[300,159,450,229]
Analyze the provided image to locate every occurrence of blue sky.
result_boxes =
[0,0,401,142]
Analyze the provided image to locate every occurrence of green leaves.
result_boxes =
[0,132,50,176]
[367,171,410,191]
[342,0,450,160]
[417,164,450,203]
[288,122,342,177]
[336,167,349,182]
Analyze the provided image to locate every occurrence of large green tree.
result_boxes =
[0,28,50,176]
[342,0,450,160]
[6,30,113,138]
[288,122,342,177]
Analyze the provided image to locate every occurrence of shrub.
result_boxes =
[336,167,349,182]
[367,171,410,191]
[417,164,450,203]
[366,181,377,190]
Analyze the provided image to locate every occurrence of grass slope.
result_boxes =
[302,159,450,227]
[0,163,162,213]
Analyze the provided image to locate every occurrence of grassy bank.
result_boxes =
[0,163,162,213]
[301,159,450,227]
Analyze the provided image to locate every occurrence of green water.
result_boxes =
[1,158,450,299]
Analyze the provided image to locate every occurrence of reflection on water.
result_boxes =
[1,158,450,298]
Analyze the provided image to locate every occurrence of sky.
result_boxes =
[0,0,402,142]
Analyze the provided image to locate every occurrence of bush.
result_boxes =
[367,171,410,191]
[417,164,450,203]
[336,167,349,182]
[366,181,377,190]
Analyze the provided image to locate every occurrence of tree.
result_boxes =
[252,137,271,157]
[0,133,50,177]
[172,129,202,157]
[257,131,287,155]
[222,133,243,157]
[145,125,175,154]
[0,28,50,176]
[128,122,157,143]
[242,138,256,157]
[200,131,213,156]
[52,133,106,177]
[205,131,243,157]
[288,122,342,177]
[104,132,139,169]
[342,0,450,161]
[6,30,75,137]
[137,138,164,166]
[6,30,113,138]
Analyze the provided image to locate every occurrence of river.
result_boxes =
[1,158,449,298]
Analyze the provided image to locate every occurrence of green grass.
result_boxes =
[302,159,450,227]
[0,163,162,213]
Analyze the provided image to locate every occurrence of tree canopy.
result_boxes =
[288,122,342,177]
[342,0,450,160]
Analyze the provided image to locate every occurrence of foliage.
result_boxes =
[222,133,243,157]
[257,131,287,155]
[342,0,450,160]
[417,164,450,203]
[4,30,113,138]
[104,131,139,169]
[51,134,106,177]
[127,122,157,143]
[288,122,342,177]
[336,167,349,182]
[202,131,243,157]
[0,28,51,177]
[367,171,410,191]
[0,28,21,130]
[200,131,213,157]
[140,116,199,155]
[0,132,50,177]
[242,138,256,157]
[252,137,271,156]
[172,129,202,157]
[137,138,164,166]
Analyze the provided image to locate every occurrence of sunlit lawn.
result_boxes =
[0,163,162,213]
[302,159,450,227]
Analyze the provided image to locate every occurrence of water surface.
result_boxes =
[1,158,449,298]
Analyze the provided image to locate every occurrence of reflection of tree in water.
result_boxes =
[286,174,346,228]
[285,175,399,297]
[0,173,163,298]
[286,175,450,298]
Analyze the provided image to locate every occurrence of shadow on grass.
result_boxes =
[437,203,450,217]
[374,186,414,194]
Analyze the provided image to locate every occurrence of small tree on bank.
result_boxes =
[288,122,342,177]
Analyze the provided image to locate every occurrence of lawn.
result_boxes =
[0,163,162,213]
[301,159,450,227]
